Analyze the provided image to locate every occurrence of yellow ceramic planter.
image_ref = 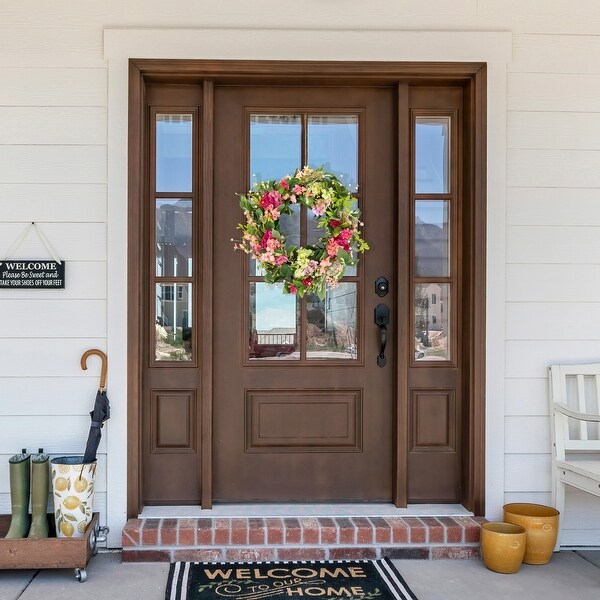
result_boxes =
[503,503,559,565]
[480,522,527,574]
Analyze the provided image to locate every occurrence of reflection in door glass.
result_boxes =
[156,199,192,277]
[156,114,193,193]
[155,283,192,361]
[307,116,359,275]
[414,283,449,361]
[415,117,450,194]
[250,115,301,185]
[415,200,449,277]
[308,116,358,192]
[249,282,299,360]
[307,283,357,360]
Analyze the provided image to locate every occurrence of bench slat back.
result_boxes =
[549,364,600,457]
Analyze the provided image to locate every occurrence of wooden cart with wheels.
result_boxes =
[0,513,108,582]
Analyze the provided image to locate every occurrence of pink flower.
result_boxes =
[302,277,313,287]
[275,255,288,265]
[280,179,290,190]
[326,237,339,257]
[260,191,282,210]
[292,185,304,195]
[260,229,274,249]
[289,284,297,295]
[335,228,352,252]
[329,219,341,229]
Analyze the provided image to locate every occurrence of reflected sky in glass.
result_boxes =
[415,118,449,194]
[156,114,193,193]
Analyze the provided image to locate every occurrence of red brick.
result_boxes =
[284,518,302,543]
[431,546,481,559]
[175,549,224,562]
[352,517,374,544]
[370,517,391,544]
[329,547,377,560]
[122,549,171,562]
[266,518,284,544]
[249,518,266,545]
[214,518,231,544]
[421,517,444,543]
[437,517,463,543]
[161,518,178,545]
[318,518,337,544]
[299,517,320,544]
[178,519,197,546]
[122,519,142,546]
[380,547,430,560]
[196,518,213,545]
[455,517,483,543]
[386,517,409,544]
[336,518,355,544]
[278,548,327,561]
[226,548,276,562]
[404,517,426,543]
[231,518,249,545]
[141,519,160,545]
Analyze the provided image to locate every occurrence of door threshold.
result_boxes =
[139,503,472,519]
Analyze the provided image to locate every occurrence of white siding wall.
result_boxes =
[1,1,599,547]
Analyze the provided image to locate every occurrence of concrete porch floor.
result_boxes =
[1,550,599,600]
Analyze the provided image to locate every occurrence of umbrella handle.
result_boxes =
[81,349,108,392]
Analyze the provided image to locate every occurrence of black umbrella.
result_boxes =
[80,349,110,464]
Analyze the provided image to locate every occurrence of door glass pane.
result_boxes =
[415,200,449,277]
[155,283,192,362]
[249,282,300,360]
[414,283,449,361]
[307,116,359,276]
[156,199,192,277]
[415,117,450,194]
[308,116,358,192]
[307,283,357,360]
[156,114,192,193]
[250,115,301,185]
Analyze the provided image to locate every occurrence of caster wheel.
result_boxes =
[75,568,87,583]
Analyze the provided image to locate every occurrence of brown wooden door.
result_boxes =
[213,86,396,501]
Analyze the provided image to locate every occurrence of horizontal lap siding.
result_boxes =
[0,22,108,533]
[506,32,600,545]
[0,1,599,548]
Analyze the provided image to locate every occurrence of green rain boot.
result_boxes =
[5,451,30,539]
[28,449,49,539]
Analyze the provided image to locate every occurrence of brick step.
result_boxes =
[122,516,485,562]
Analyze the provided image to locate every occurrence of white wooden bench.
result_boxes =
[548,363,600,549]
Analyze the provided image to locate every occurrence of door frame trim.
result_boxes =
[127,59,486,517]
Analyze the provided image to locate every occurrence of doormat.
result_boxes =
[165,559,417,600]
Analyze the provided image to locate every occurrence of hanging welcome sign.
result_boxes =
[0,260,65,289]
[0,223,65,289]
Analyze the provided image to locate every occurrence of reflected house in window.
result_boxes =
[415,283,449,361]
[307,284,357,359]
[155,199,193,361]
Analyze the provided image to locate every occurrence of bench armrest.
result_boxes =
[553,402,600,423]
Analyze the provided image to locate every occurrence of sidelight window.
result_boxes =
[153,112,196,362]
[413,115,454,362]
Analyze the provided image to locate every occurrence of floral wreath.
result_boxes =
[234,166,368,300]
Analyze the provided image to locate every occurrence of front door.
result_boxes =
[132,64,482,512]
[213,86,395,501]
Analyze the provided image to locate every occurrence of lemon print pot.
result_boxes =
[51,456,96,538]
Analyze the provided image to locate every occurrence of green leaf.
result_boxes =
[65,513,77,522]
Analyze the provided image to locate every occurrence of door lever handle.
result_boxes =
[374,303,390,368]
